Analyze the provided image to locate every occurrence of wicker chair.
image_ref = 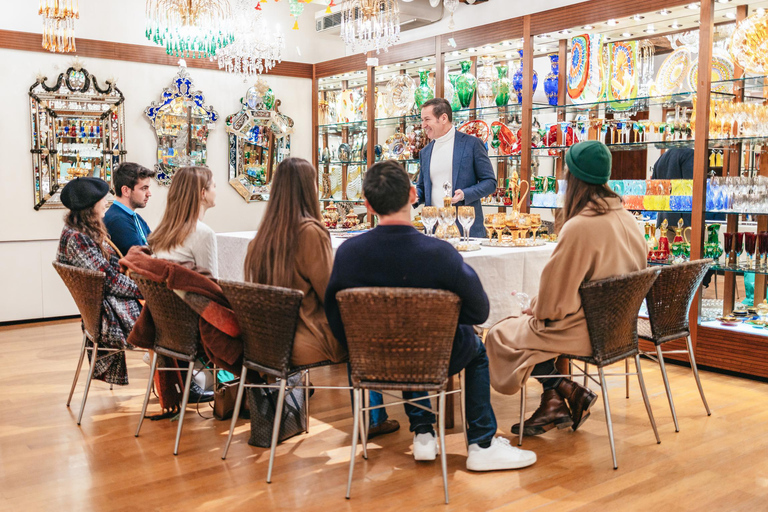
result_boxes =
[638,259,713,432]
[53,261,126,425]
[132,274,207,456]
[218,279,352,483]
[518,267,662,470]
[337,287,465,505]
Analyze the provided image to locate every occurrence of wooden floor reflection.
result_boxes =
[2,318,767,511]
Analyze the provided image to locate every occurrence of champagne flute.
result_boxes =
[492,213,506,243]
[458,206,475,245]
[421,206,438,237]
[483,213,495,239]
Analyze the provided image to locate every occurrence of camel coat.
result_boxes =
[486,197,646,395]
[290,220,348,366]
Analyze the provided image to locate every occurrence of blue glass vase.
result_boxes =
[544,54,559,106]
[512,49,538,104]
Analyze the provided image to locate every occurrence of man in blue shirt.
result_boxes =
[325,160,536,472]
[104,162,155,257]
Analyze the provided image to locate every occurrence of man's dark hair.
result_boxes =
[363,160,411,216]
[113,162,156,196]
[421,97,452,122]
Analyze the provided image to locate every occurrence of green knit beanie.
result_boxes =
[565,140,612,185]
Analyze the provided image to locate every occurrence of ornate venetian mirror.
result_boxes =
[145,67,218,186]
[226,80,293,202]
[29,65,126,209]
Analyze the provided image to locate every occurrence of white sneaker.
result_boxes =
[466,437,537,471]
[413,432,437,461]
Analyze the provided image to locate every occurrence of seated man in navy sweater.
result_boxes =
[104,162,155,257]
[325,160,536,472]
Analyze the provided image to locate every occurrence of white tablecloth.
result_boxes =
[217,231,556,328]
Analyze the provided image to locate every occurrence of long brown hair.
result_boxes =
[558,171,622,232]
[149,166,213,253]
[64,206,109,253]
[244,158,325,288]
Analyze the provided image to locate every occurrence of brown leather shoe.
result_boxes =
[556,378,598,431]
[512,389,573,436]
[367,419,400,439]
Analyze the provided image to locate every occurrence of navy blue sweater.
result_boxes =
[104,203,151,257]
[325,224,489,371]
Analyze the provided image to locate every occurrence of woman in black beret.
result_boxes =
[56,177,142,386]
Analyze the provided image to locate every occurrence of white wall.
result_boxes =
[0,47,312,322]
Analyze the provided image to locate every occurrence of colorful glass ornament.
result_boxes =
[492,65,511,107]
[455,60,477,108]
[544,54,559,106]
[414,70,434,109]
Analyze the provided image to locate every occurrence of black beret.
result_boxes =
[60,177,109,211]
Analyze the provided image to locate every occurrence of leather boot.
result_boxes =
[512,389,573,436]
[556,378,598,431]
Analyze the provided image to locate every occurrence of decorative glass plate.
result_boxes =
[568,35,590,100]
[458,119,490,142]
[607,41,638,111]
[387,74,416,117]
[655,47,691,95]
[686,52,734,93]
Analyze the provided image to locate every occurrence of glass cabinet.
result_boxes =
[29,66,126,209]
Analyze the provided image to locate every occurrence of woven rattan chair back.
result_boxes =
[218,279,304,376]
[646,259,712,345]
[132,274,200,362]
[336,287,461,390]
[578,267,660,366]
[53,262,105,340]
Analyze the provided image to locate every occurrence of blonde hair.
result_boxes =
[244,158,325,288]
[149,166,213,253]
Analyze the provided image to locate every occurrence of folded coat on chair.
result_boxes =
[121,246,243,411]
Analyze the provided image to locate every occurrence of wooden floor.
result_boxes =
[2,320,768,511]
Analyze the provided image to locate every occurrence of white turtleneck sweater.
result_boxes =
[429,127,456,207]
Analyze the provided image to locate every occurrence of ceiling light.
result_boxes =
[758,8,766,15]
[686,3,700,9]
[535,34,549,39]
[394,63,401,67]
[407,60,416,64]
[382,65,389,69]
[559,29,571,35]
[340,0,400,54]
[669,21,682,29]
[606,19,618,26]
[146,0,234,59]
[40,0,78,53]
[582,25,593,30]
[452,51,461,56]
[422,57,430,61]
[644,25,656,34]
[506,52,513,58]
[468,47,477,53]
[724,12,736,19]
[658,9,671,15]
[631,14,644,21]
[503,40,514,46]
[717,0,732,3]
[621,32,633,37]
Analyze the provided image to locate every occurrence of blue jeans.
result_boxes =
[376,335,498,445]
[346,370,433,430]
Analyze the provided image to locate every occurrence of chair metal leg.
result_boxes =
[438,391,449,505]
[346,388,361,499]
[686,336,711,416]
[518,384,526,447]
[222,365,248,460]
[173,361,195,456]
[360,391,369,460]
[598,367,618,470]
[303,370,311,433]
[635,355,661,444]
[656,345,679,432]
[266,377,287,483]
[583,363,589,387]
[135,352,158,437]
[68,333,88,407]
[77,342,99,425]
[625,358,630,399]
[459,370,468,449]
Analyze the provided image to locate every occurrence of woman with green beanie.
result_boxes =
[486,141,647,436]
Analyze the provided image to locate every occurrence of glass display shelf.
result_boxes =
[711,75,768,94]
[532,92,695,116]
[705,210,768,216]
[540,135,768,152]
[374,104,550,128]
[317,120,367,134]
[320,198,364,203]
[319,160,368,166]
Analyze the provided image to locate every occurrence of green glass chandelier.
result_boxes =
[145,0,235,59]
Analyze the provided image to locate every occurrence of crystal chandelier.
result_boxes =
[145,0,235,59]
[39,0,79,53]
[340,0,400,54]
[216,0,284,77]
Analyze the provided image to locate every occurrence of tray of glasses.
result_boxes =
[480,239,546,248]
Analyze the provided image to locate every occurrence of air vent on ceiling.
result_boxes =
[315,0,443,34]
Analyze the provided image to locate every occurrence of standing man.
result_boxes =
[104,162,155,257]
[416,98,496,238]
[326,160,536,472]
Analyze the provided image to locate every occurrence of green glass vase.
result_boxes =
[493,65,511,107]
[414,70,434,109]
[448,73,462,111]
[455,60,476,109]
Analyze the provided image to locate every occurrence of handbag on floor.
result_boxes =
[247,373,307,448]
[213,378,250,421]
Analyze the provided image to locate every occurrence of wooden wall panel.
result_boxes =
[696,326,768,378]
[442,18,523,53]
[315,54,367,78]
[0,29,313,78]
[376,38,436,66]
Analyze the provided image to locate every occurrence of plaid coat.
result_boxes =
[57,226,142,385]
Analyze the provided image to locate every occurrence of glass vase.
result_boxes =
[476,55,496,108]
[414,70,434,109]
[448,73,462,111]
[512,49,538,104]
[493,64,511,106]
[544,54,559,106]
[455,60,477,109]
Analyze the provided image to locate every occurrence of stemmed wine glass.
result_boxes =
[421,206,438,237]
[735,232,744,268]
[492,213,506,243]
[439,207,457,242]
[745,232,757,269]
[483,213,495,239]
[723,232,734,268]
[457,206,475,246]
[759,231,768,270]
[529,213,542,242]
